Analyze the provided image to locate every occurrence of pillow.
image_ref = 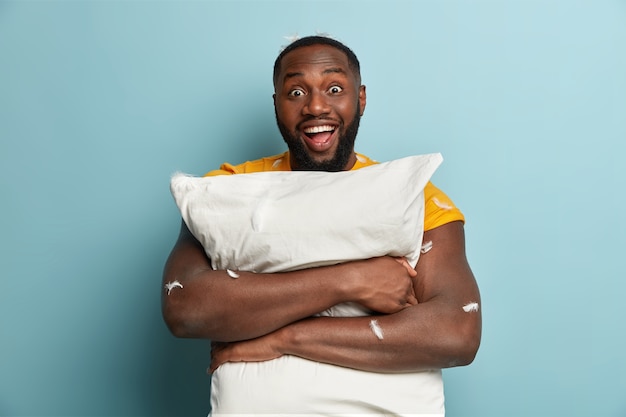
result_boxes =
[170,153,442,274]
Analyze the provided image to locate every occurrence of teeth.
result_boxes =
[304,125,335,134]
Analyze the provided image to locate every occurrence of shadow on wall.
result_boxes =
[152,128,283,417]
[0,402,13,417]
[147,333,213,416]
[144,102,283,416]
[111,218,213,417]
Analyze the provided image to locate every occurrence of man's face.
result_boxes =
[273,44,366,171]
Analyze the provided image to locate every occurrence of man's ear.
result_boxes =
[359,85,367,116]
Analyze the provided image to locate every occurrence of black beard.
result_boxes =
[275,107,361,172]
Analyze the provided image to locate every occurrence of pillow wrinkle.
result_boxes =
[251,198,270,232]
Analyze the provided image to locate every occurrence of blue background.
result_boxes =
[1,1,625,416]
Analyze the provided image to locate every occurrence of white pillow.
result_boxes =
[170,153,442,274]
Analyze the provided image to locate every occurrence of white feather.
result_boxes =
[283,33,299,43]
[421,240,433,254]
[462,302,480,313]
[369,319,384,340]
[432,197,454,210]
[164,280,183,295]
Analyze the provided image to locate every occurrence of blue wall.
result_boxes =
[1,1,625,416]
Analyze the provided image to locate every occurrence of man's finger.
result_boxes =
[394,257,417,277]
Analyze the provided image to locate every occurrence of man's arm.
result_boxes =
[210,221,481,372]
[162,221,419,342]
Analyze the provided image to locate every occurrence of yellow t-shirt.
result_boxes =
[206,151,464,231]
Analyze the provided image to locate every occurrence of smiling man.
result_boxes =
[273,38,365,172]
[162,35,481,416]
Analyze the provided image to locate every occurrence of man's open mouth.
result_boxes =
[303,125,336,144]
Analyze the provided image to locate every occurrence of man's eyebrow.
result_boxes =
[323,67,346,76]
[284,71,304,81]
[283,67,348,81]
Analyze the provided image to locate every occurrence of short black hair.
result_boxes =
[272,35,361,86]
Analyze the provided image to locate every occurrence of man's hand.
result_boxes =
[393,256,418,278]
[347,256,418,314]
[209,331,284,373]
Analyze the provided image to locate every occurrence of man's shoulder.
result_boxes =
[424,182,465,231]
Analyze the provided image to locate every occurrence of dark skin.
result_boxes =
[162,44,481,374]
[163,222,419,342]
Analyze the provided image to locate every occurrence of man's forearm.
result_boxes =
[207,223,481,372]
[163,260,354,342]
[162,222,418,342]
[278,299,480,372]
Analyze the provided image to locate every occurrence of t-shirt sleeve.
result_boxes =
[423,182,465,231]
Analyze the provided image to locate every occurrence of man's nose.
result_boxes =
[303,90,330,116]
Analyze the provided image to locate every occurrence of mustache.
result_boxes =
[296,116,341,129]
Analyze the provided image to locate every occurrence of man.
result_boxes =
[162,35,481,415]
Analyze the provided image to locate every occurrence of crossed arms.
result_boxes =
[162,219,481,373]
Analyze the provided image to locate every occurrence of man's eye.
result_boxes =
[288,89,305,97]
[329,86,343,94]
